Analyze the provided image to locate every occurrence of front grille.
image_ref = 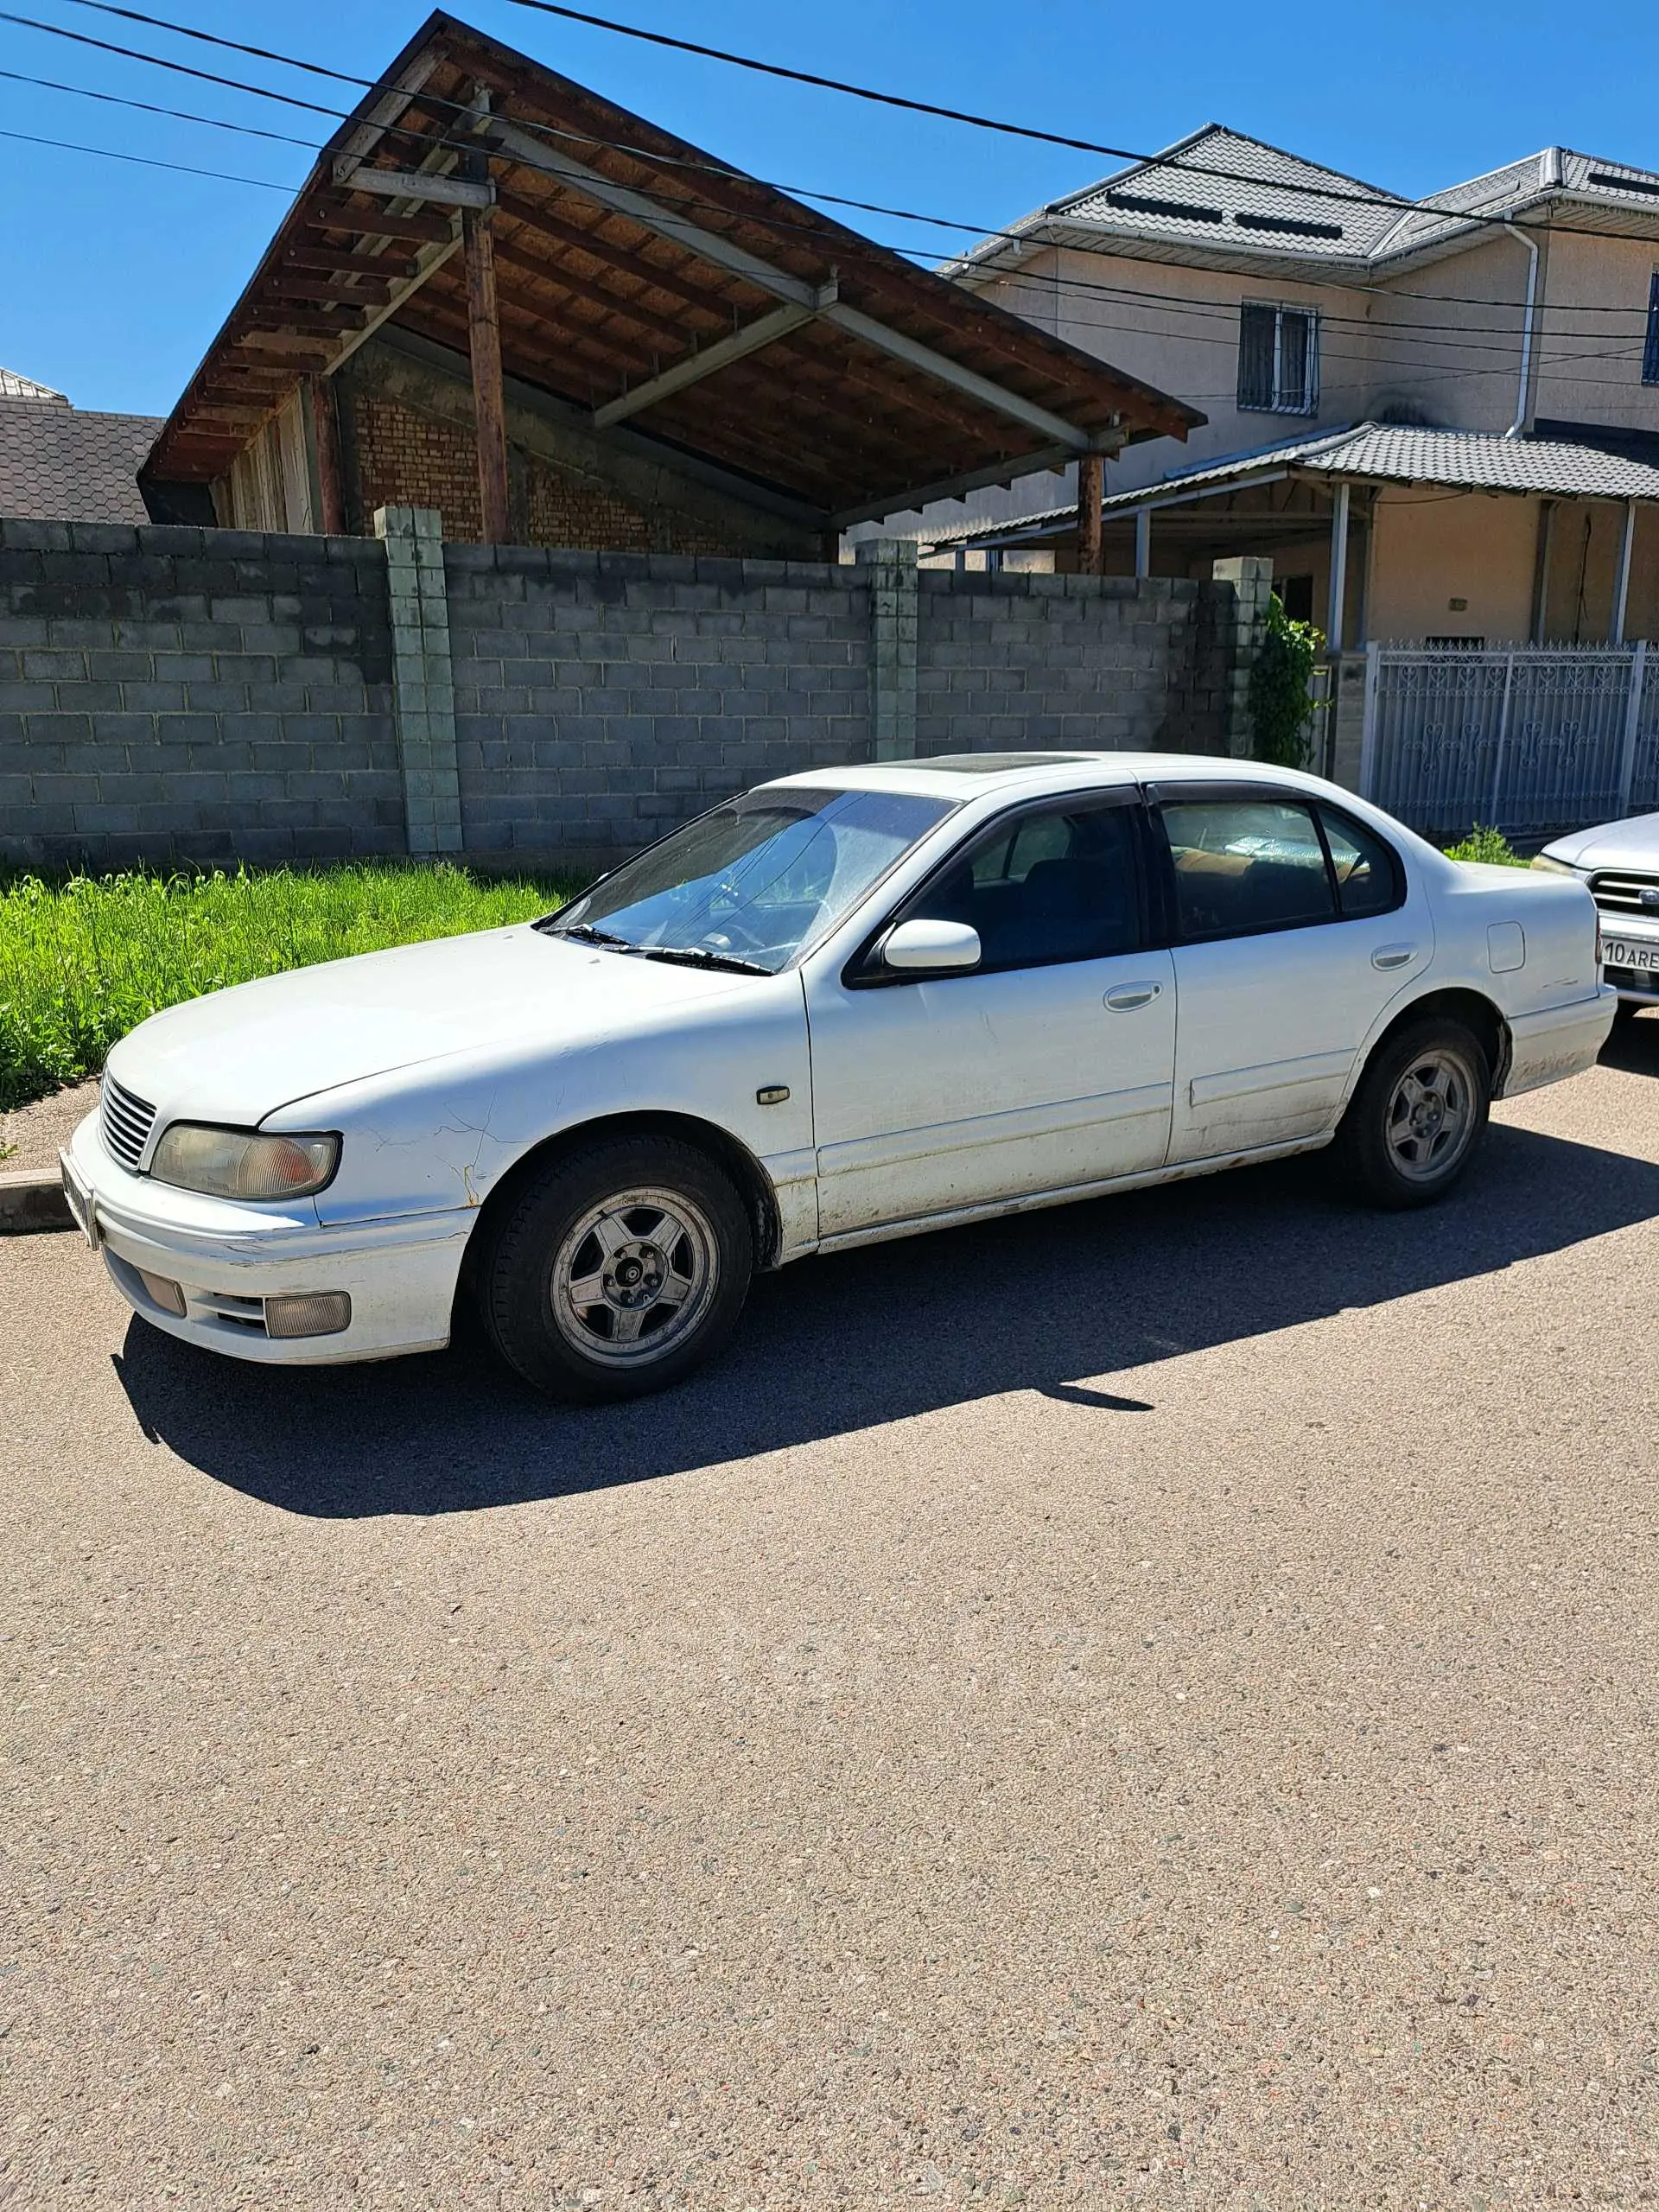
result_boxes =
[1590,869,1659,918]
[100,1075,156,1171]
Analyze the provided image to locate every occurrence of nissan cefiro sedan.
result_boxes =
[1534,810,1659,1021]
[63,753,1615,1401]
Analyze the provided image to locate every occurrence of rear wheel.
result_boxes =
[478,1135,753,1401]
[1332,1017,1491,1209]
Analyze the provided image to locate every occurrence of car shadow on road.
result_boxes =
[112,1119,1659,1520]
[1599,1007,1659,1076]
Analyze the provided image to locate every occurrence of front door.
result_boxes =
[806,792,1177,1238]
[1153,787,1431,1160]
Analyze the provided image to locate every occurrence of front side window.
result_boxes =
[1238,302,1319,415]
[1644,270,1659,387]
[1162,798,1335,939]
[895,799,1143,974]
[543,786,956,973]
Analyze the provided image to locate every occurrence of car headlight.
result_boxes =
[1529,855,1578,876]
[149,1123,340,1200]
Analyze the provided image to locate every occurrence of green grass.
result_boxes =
[0,862,576,1111]
[1444,824,1527,867]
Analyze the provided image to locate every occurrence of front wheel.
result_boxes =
[478,1135,753,1401]
[1332,1017,1491,1209]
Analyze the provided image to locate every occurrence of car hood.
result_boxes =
[105,925,751,1129]
[1541,812,1659,871]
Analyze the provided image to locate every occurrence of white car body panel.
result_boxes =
[1538,810,1659,1008]
[67,751,1616,1369]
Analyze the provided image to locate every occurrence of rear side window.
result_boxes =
[1319,807,1401,918]
[1162,798,1335,939]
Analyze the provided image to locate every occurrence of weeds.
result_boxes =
[0,862,575,1110]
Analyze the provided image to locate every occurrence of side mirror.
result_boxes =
[881,917,982,973]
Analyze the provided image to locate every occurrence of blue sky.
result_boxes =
[3,0,1656,416]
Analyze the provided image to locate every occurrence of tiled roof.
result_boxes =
[0,399,164,522]
[950,129,1659,276]
[1054,127,1408,261]
[0,366,67,404]
[923,423,1659,549]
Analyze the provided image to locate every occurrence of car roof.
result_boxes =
[760,752,1326,804]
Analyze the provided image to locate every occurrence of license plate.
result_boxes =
[60,1150,99,1249]
[1604,938,1659,973]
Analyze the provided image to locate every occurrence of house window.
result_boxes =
[1238,302,1319,415]
[1644,272,1659,386]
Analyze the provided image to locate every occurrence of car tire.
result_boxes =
[1332,1016,1491,1210]
[478,1135,753,1402]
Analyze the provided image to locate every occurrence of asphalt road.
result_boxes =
[5,1020,1659,2209]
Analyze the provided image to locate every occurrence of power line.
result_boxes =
[0,116,291,187]
[0,60,319,144]
[31,0,1659,285]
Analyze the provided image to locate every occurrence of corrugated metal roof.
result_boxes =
[922,423,1659,550]
[0,400,162,522]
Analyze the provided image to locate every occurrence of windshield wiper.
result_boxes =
[639,945,773,976]
[542,920,642,951]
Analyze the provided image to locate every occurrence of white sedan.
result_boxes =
[63,753,1614,1400]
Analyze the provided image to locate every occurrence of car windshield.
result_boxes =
[540,785,957,974]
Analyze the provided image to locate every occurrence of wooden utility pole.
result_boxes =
[463,125,510,545]
[304,373,346,535]
[1077,451,1103,575]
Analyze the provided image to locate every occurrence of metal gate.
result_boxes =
[1358,640,1657,842]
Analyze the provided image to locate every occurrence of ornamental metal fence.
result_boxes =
[1357,640,1656,843]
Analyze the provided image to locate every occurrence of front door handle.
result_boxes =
[1105,981,1163,1011]
[1371,944,1418,971]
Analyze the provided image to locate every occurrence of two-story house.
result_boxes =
[904,131,1659,819]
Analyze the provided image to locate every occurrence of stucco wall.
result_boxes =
[1366,487,1539,641]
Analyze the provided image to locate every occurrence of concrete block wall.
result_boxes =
[444,545,873,871]
[915,570,1230,758]
[0,517,1241,876]
[0,518,398,871]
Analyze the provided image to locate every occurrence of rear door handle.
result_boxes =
[1371,944,1418,971]
[1105,982,1163,1010]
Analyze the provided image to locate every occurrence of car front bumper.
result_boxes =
[63,1112,474,1366]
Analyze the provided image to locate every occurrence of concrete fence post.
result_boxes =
[1211,554,1274,760]
[856,537,918,760]
[375,504,463,855]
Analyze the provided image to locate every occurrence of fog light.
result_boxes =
[137,1268,187,1318]
[264,1291,352,1339]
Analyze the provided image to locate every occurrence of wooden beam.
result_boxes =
[306,200,454,248]
[280,245,423,281]
[592,289,832,429]
[324,227,464,376]
[334,163,495,209]
[266,274,399,308]
[488,232,697,348]
[246,306,370,337]
[486,117,1096,453]
[306,373,346,535]
[1077,453,1103,575]
[493,192,724,317]
[464,199,511,543]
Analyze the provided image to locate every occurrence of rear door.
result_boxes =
[805,790,1176,1236]
[1149,785,1430,1161]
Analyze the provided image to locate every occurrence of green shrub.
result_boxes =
[1444,825,1525,867]
[0,862,575,1110]
[1249,593,1324,769]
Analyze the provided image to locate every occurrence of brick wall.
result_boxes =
[0,519,399,871]
[0,518,1238,874]
[346,385,755,558]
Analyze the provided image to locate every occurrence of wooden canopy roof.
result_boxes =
[143,11,1200,529]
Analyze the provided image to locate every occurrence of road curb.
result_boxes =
[0,1168,73,1235]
